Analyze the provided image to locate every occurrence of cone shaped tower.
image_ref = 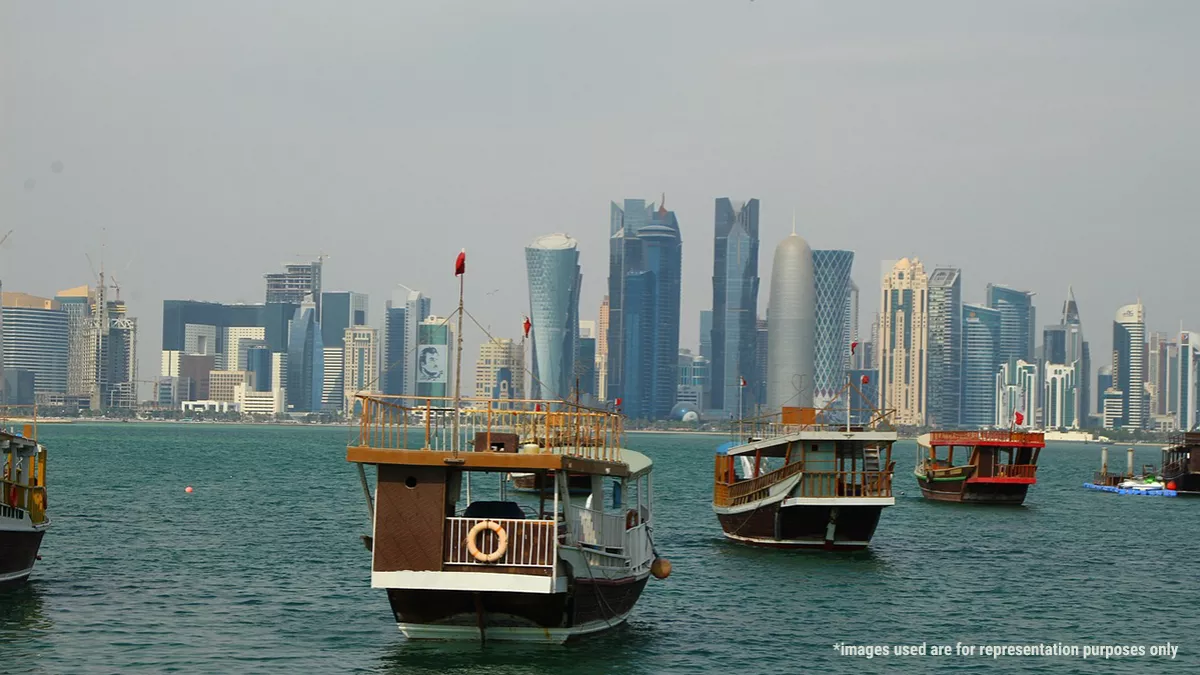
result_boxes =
[767,233,816,411]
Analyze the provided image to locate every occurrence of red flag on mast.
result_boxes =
[1014,411,1024,426]
[851,341,859,355]
[861,375,870,385]
[454,249,466,276]
[523,316,532,338]
[739,376,747,387]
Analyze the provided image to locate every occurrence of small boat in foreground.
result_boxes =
[1,414,49,586]
[914,431,1043,505]
[348,395,668,643]
[712,405,896,551]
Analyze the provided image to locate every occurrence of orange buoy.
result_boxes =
[651,557,672,579]
[185,486,194,493]
[1166,481,1177,491]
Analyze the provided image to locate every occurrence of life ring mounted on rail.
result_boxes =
[626,509,639,530]
[466,520,509,563]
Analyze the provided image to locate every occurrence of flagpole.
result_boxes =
[453,252,465,453]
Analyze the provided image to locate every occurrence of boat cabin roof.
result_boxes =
[346,394,649,479]
[1167,432,1200,453]
[917,431,1044,450]
[0,429,39,454]
[718,430,897,458]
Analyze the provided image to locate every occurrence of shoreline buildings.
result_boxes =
[1107,302,1146,430]
[606,199,682,420]
[812,249,854,410]
[926,267,962,428]
[525,233,581,402]
[708,198,760,417]
[879,258,929,426]
[766,233,816,412]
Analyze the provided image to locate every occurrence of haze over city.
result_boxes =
[4,1,1198,396]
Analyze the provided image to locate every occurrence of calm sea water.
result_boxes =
[1,423,1197,674]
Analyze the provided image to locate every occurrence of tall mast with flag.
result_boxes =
[452,249,466,452]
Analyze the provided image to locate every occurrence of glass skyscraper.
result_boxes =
[926,267,962,427]
[709,198,759,416]
[986,284,1036,363]
[606,199,682,420]
[812,249,854,409]
[1110,302,1146,430]
[383,302,406,396]
[961,303,1001,428]
[525,233,581,402]
[286,299,324,412]
[1,300,69,396]
[1042,287,1089,429]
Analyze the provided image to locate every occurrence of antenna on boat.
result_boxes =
[452,250,467,454]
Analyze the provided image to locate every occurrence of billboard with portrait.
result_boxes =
[416,344,448,384]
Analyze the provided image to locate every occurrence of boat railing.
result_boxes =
[927,430,1045,446]
[733,406,897,443]
[715,460,807,507]
[624,522,653,574]
[443,517,557,569]
[993,464,1038,479]
[0,479,47,525]
[0,405,38,442]
[568,506,629,552]
[797,470,893,498]
[354,394,624,464]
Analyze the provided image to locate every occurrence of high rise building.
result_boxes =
[342,327,379,414]
[404,290,432,396]
[961,303,1002,428]
[926,267,963,427]
[286,297,324,413]
[1040,287,1089,428]
[709,198,760,417]
[996,358,1038,427]
[579,320,596,339]
[577,335,597,401]
[755,317,768,413]
[475,337,525,401]
[265,260,323,319]
[525,233,581,402]
[812,249,854,409]
[382,300,406,396]
[1109,302,1146,430]
[209,370,252,402]
[416,316,454,399]
[55,286,92,397]
[246,346,273,393]
[676,349,709,412]
[986,284,1036,364]
[846,280,860,366]
[1043,363,1078,429]
[1179,332,1199,431]
[1096,366,1113,427]
[879,258,929,426]
[1,293,69,397]
[161,300,297,376]
[1148,332,1171,416]
[606,199,682,420]
[597,296,609,401]
[320,291,368,412]
[766,235,816,412]
[1166,340,1181,418]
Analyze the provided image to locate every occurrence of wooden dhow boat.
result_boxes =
[712,401,896,551]
[347,395,669,643]
[1162,432,1200,496]
[914,431,1043,505]
[1,410,49,586]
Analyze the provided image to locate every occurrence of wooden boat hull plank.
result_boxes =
[386,575,649,643]
[915,477,1030,504]
[0,526,45,586]
[716,501,883,550]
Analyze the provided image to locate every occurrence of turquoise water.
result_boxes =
[1,424,1197,673]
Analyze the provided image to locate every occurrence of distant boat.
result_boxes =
[712,405,897,551]
[1,417,49,586]
[914,431,1043,505]
[1160,433,1200,496]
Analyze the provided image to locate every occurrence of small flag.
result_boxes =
[523,316,531,338]
[861,375,870,385]
[739,376,747,387]
[1014,411,1024,426]
[454,249,466,276]
[535,403,542,412]
[851,340,859,355]
[615,397,623,407]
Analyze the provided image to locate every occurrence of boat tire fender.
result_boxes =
[467,520,508,563]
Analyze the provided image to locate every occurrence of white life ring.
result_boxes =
[466,520,508,563]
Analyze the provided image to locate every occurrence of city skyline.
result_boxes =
[6,3,1199,408]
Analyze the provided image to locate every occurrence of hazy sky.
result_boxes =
[3,1,1198,396]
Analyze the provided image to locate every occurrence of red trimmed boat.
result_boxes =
[915,431,1043,504]
[1,414,49,586]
